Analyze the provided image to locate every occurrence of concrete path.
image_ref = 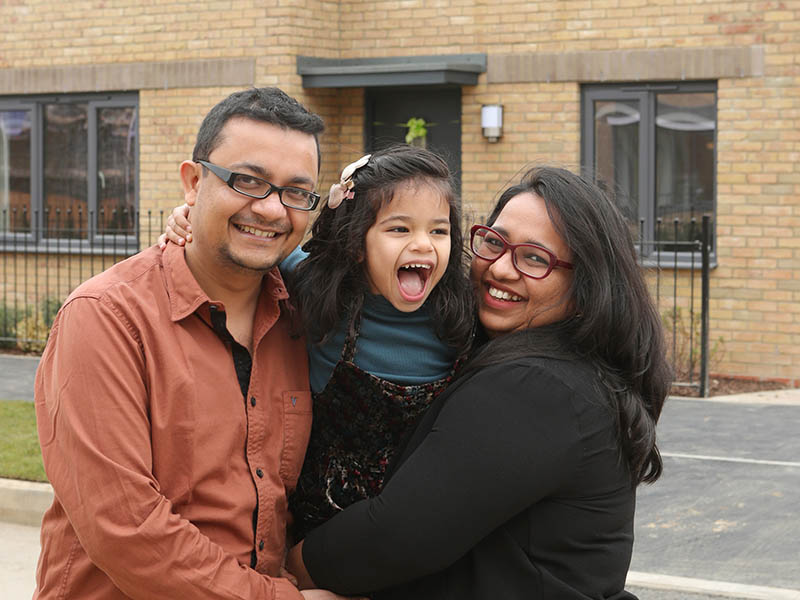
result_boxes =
[1,521,40,599]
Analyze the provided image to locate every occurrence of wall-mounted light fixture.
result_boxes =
[481,104,503,142]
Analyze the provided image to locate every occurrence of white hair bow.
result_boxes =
[327,154,371,209]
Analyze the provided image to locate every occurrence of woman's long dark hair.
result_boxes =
[288,145,474,354]
[461,166,670,485]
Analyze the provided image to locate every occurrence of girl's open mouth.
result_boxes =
[397,263,432,301]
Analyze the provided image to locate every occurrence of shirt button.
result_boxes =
[259,540,265,551]
[250,396,256,407]
[256,468,264,478]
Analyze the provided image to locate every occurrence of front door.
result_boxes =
[365,87,462,195]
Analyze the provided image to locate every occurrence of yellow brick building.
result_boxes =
[1,0,798,385]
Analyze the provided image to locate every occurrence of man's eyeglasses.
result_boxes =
[470,224,573,280]
[196,160,320,211]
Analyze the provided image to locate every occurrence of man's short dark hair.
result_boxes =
[192,87,325,169]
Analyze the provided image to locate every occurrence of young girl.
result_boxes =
[163,145,474,539]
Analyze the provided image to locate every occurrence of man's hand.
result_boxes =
[300,590,369,600]
[157,202,193,249]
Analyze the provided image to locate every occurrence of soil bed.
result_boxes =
[671,376,793,398]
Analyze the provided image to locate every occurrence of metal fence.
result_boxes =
[1,208,165,351]
[1,208,713,395]
[640,215,712,397]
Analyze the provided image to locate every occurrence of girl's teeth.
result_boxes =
[488,286,522,302]
[401,264,431,269]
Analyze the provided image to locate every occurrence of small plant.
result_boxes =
[40,296,63,328]
[0,296,63,352]
[405,117,428,146]
[0,301,26,349]
[661,306,725,382]
[16,310,49,353]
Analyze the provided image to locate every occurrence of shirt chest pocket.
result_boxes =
[279,390,312,487]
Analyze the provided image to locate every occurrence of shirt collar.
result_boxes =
[161,243,290,323]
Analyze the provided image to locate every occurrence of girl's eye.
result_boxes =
[388,226,409,233]
[432,228,450,236]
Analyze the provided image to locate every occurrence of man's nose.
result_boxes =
[250,189,289,220]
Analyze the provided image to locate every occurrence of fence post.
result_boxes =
[699,215,711,397]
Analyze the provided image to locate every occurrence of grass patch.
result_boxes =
[0,400,47,482]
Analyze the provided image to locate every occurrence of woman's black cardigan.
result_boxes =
[302,355,640,600]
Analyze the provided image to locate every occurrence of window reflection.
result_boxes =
[0,110,32,233]
[44,103,88,239]
[594,100,640,235]
[97,107,137,235]
[656,93,715,244]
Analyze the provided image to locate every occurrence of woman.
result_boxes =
[287,166,670,599]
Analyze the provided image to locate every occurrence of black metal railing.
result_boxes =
[639,215,712,397]
[1,208,714,396]
[1,208,165,351]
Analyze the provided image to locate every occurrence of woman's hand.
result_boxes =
[157,203,193,250]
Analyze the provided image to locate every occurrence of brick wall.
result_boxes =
[1,0,798,381]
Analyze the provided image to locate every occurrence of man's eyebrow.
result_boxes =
[229,162,315,187]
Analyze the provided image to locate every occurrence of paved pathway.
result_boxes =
[1,521,40,599]
[0,354,38,401]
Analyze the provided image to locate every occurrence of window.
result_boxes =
[0,93,138,248]
[581,82,716,259]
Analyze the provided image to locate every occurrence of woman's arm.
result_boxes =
[298,361,584,594]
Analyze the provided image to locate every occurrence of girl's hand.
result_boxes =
[280,566,298,587]
[157,203,192,250]
[286,540,315,589]
[300,591,369,600]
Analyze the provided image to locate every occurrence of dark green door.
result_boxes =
[365,87,462,195]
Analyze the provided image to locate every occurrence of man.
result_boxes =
[34,88,326,599]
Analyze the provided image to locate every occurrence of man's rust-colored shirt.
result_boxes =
[34,243,311,599]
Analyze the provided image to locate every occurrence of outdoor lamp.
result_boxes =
[481,104,503,142]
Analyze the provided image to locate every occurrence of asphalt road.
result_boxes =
[0,354,38,401]
[630,396,800,598]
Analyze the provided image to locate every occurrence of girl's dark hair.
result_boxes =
[462,166,671,485]
[288,144,474,354]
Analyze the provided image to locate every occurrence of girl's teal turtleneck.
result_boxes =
[281,247,458,393]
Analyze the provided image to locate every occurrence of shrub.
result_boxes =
[0,302,26,349]
[16,310,49,353]
[661,306,725,382]
[0,296,63,353]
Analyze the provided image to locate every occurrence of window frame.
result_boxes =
[0,92,139,253]
[580,81,717,267]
